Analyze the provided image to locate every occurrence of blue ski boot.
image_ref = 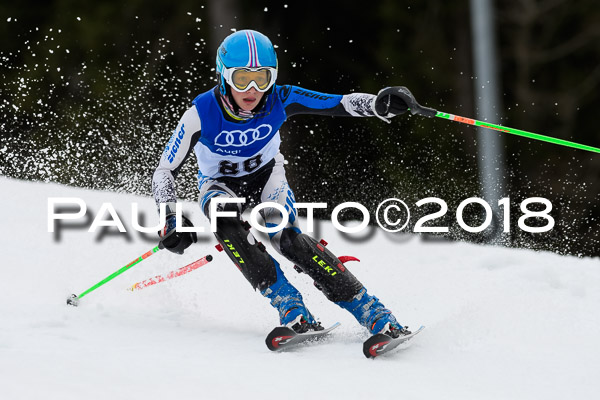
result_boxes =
[261,259,323,333]
[336,287,410,338]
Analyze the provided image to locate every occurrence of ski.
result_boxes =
[266,322,340,351]
[363,325,425,358]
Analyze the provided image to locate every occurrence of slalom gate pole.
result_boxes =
[67,244,163,306]
[127,254,213,292]
[434,111,600,154]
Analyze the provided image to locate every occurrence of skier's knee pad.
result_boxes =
[215,216,277,291]
[199,184,242,218]
[280,230,363,303]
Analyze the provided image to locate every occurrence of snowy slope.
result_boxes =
[1,176,599,400]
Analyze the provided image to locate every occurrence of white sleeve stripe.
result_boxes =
[340,93,377,117]
[152,106,201,205]
[158,107,202,172]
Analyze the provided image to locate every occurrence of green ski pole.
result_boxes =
[375,86,600,154]
[67,244,163,306]
[434,111,600,154]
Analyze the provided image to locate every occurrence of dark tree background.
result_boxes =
[1,0,598,256]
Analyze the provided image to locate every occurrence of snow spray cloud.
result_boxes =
[48,196,555,238]
[0,15,211,198]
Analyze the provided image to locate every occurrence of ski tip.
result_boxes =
[363,334,391,359]
[265,322,341,352]
[363,325,425,359]
[265,326,296,351]
[66,294,79,307]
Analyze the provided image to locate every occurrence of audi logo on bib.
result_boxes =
[214,124,273,147]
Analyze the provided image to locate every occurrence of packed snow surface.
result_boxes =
[1,176,599,400]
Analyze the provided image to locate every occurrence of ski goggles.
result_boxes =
[222,67,277,92]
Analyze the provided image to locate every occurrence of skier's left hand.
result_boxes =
[373,86,437,123]
[373,87,409,120]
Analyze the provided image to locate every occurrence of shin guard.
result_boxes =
[215,216,277,292]
[280,229,362,302]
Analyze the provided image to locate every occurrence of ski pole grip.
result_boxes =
[410,104,437,118]
[382,86,437,118]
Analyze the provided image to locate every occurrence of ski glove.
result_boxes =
[373,86,437,123]
[159,213,197,254]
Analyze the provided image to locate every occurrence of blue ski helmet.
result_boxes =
[216,30,278,95]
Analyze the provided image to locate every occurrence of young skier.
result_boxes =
[153,29,430,338]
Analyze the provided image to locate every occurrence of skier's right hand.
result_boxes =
[159,214,197,254]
